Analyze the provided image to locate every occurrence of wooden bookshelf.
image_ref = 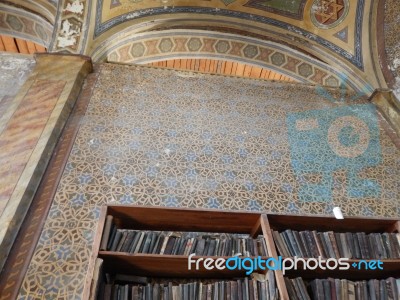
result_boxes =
[267,213,400,298]
[267,214,400,233]
[85,206,400,300]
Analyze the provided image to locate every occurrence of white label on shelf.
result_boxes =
[333,207,344,219]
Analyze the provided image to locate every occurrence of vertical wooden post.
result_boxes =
[260,214,290,300]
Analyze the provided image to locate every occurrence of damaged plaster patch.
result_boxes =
[0,53,35,99]
[57,19,81,48]
[65,0,84,14]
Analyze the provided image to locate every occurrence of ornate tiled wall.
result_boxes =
[384,0,400,98]
[20,64,399,299]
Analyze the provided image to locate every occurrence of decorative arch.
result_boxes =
[93,29,368,91]
[0,3,54,48]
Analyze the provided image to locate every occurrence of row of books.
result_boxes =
[273,230,400,259]
[100,215,268,256]
[285,277,400,300]
[98,272,278,300]
[284,277,310,300]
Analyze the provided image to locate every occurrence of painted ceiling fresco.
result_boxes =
[95,0,356,59]
[73,0,378,93]
[0,0,391,96]
[244,0,307,19]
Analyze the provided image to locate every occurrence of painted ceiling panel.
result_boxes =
[244,0,307,19]
[95,0,357,57]
[0,0,390,94]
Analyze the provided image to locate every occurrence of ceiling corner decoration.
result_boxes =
[333,26,348,43]
[244,0,307,20]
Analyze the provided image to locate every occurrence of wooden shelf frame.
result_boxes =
[84,205,400,300]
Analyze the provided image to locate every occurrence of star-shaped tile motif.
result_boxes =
[315,0,344,24]
[328,3,344,21]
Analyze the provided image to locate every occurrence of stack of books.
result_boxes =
[285,277,400,300]
[273,230,400,259]
[100,215,268,256]
[99,271,278,300]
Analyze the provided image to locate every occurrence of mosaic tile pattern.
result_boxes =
[20,64,400,299]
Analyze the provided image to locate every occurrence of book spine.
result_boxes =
[313,231,326,258]
[100,215,114,251]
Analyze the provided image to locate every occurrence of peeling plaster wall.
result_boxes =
[0,53,35,100]
[384,0,400,99]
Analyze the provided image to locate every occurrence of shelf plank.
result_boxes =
[267,214,398,233]
[99,252,270,279]
[283,258,400,280]
[107,205,261,233]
